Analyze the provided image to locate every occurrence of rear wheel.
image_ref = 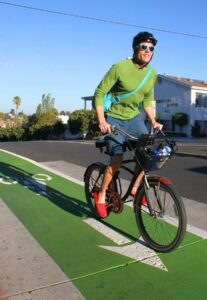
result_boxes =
[134,179,187,252]
[84,163,117,218]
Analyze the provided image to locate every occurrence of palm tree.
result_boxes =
[13,96,21,116]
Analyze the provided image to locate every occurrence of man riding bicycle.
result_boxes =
[94,31,163,217]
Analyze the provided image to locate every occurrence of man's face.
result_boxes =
[135,41,154,65]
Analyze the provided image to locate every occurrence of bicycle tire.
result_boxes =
[84,163,117,218]
[134,179,187,252]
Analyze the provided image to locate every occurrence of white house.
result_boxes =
[154,75,207,136]
[57,114,69,125]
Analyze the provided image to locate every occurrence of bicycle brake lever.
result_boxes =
[151,127,165,136]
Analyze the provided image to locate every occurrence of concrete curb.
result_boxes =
[177,151,207,158]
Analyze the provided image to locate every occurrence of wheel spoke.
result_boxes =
[85,164,117,218]
[135,180,186,252]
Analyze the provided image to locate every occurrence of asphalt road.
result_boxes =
[1,140,207,205]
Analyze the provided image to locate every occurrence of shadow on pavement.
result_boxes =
[0,162,91,218]
[187,166,207,175]
[0,161,142,242]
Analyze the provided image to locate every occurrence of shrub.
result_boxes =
[0,125,24,141]
[172,113,188,132]
[69,109,99,137]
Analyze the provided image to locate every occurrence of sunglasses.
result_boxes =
[138,44,154,52]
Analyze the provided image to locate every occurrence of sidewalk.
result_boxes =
[176,141,207,157]
[0,199,84,300]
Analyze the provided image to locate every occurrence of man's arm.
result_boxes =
[95,105,111,133]
[144,106,163,131]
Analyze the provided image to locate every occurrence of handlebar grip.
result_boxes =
[110,125,116,132]
[151,127,165,136]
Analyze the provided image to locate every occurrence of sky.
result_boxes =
[0,0,207,115]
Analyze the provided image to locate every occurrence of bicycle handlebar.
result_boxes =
[110,125,138,140]
[110,125,177,153]
[111,125,165,140]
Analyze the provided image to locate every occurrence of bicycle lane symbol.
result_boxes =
[84,218,168,271]
[24,174,52,196]
[0,176,18,185]
[0,173,52,196]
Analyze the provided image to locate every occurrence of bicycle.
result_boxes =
[84,126,187,253]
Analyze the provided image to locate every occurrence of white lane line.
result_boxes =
[100,240,168,271]
[84,218,168,271]
[83,218,131,245]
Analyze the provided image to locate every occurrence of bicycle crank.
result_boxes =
[106,191,124,214]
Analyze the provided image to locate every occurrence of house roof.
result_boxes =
[159,75,207,89]
[81,96,94,100]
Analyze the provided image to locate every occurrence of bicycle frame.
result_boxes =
[107,131,173,215]
[114,157,143,202]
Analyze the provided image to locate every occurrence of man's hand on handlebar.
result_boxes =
[99,120,111,134]
[152,120,163,131]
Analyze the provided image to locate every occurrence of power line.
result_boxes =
[0,1,207,40]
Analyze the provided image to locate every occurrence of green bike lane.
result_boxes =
[0,150,207,300]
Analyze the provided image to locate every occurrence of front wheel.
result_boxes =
[134,179,187,252]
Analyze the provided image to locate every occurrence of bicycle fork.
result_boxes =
[142,175,155,216]
[143,175,168,218]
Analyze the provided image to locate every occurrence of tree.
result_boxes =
[10,108,15,116]
[36,93,56,114]
[69,109,99,136]
[0,112,5,120]
[59,110,66,115]
[29,93,59,140]
[0,124,24,141]
[13,96,21,115]
[18,111,29,123]
[35,93,58,125]
[172,113,188,133]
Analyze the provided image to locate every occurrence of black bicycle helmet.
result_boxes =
[132,31,157,48]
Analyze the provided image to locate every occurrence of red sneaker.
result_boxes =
[93,192,108,218]
[131,193,147,206]
[141,195,147,206]
[95,202,108,218]
[93,192,99,202]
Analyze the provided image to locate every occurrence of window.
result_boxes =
[195,93,207,108]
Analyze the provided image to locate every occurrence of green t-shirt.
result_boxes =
[94,58,157,120]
